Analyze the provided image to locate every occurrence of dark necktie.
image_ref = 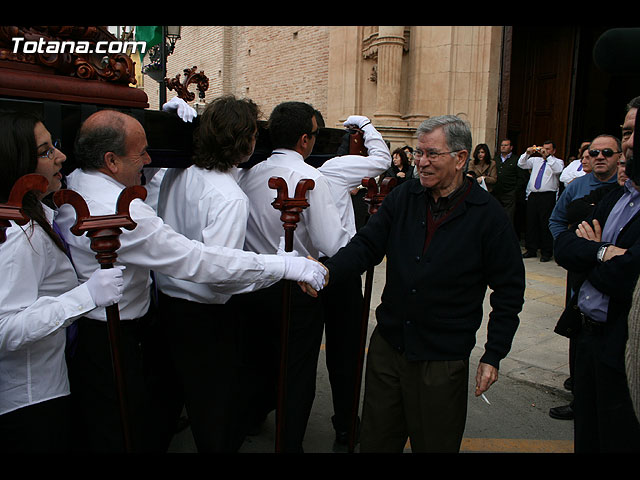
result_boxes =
[534,160,547,189]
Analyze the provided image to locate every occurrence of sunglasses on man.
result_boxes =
[588,148,621,158]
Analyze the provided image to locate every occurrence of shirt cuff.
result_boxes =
[259,254,287,282]
[59,283,97,326]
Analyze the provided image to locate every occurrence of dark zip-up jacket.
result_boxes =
[555,183,640,372]
[325,177,525,368]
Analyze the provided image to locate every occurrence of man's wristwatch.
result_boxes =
[597,243,612,263]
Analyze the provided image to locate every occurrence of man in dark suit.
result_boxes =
[492,138,527,233]
[553,96,640,452]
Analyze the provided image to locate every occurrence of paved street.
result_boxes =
[168,251,575,453]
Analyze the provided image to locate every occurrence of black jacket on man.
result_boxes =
[325,176,525,369]
[554,183,640,373]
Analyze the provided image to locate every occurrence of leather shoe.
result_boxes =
[549,404,574,420]
[563,377,573,392]
[540,256,552,262]
[332,415,359,446]
[522,251,537,258]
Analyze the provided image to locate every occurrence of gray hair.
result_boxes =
[74,112,128,170]
[627,96,640,112]
[416,115,472,154]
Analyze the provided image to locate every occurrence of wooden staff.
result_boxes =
[348,175,396,453]
[268,176,315,453]
[348,127,367,156]
[0,174,48,244]
[53,185,147,453]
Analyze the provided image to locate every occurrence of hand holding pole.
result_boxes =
[53,185,146,453]
[268,176,315,453]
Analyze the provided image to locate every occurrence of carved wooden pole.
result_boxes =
[268,176,315,453]
[348,176,396,453]
[0,174,48,244]
[348,127,367,156]
[53,185,147,453]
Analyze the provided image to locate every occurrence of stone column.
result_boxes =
[374,26,405,120]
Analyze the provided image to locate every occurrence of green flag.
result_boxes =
[135,26,163,57]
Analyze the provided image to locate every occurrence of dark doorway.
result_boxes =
[500,26,640,163]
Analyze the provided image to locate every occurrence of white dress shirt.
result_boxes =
[518,152,564,198]
[559,159,586,187]
[239,150,350,259]
[55,168,286,322]
[155,165,250,304]
[317,122,392,238]
[0,204,96,415]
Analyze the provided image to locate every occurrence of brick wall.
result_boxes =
[143,26,330,122]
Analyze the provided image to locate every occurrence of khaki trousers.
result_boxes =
[360,327,469,453]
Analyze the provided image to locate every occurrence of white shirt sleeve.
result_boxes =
[517,153,532,169]
[119,198,285,290]
[318,123,392,190]
[0,223,95,352]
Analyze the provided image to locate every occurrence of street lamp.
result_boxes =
[159,26,181,107]
[140,26,181,108]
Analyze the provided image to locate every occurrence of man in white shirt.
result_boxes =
[518,141,564,262]
[55,109,327,452]
[155,95,264,452]
[238,102,390,451]
[314,110,392,446]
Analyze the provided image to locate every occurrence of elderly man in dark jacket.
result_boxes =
[323,115,525,453]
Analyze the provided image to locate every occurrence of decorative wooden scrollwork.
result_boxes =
[166,66,209,102]
[0,26,137,85]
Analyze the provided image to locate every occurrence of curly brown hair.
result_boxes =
[193,95,260,172]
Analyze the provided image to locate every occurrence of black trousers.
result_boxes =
[0,396,71,453]
[320,272,364,433]
[493,189,516,226]
[67,313,179,453]
[158,292,247,452]
[573,321,640,452]
[239,280,325,452]
[525,191,556,257]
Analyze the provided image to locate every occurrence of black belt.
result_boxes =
[580,312,606,334]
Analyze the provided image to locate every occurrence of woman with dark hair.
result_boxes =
[0,111,124,453]
[381,148,414,185]
[467,143,497,192]
[155,95,261,452]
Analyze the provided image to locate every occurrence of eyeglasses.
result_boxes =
[414,149,459,160]
[588,148,621,158]
[38,139,61,159]
[308,129,320,137]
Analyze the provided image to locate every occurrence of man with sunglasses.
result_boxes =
[553,96,640,452]
[549,135,622,239]
[547,135,622,422]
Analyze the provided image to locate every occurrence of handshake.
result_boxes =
[277,237,329,297]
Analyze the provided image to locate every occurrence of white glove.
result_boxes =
[162,97,197,123]
[343,115,371,129]
[85,266,125,307]
[282,256,327,292]
[277,236,299,257]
